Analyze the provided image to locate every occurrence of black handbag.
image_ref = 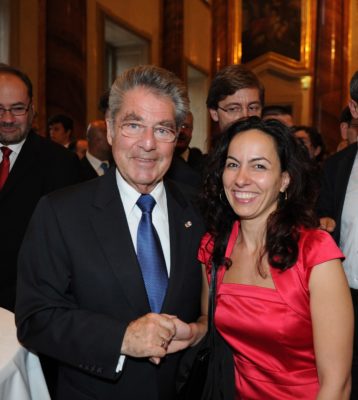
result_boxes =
[176,264,235,400]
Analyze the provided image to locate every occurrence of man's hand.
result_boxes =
[320,217,336,233]
[121,313,176,359]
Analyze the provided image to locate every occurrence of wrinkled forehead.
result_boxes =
[115,89,176,125]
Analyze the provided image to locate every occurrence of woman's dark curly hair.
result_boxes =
[200,116,319,271]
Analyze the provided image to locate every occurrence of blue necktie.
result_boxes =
[136,194,168,313]
[100,162,109,174]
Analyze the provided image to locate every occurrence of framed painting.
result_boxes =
[228,0,315,71]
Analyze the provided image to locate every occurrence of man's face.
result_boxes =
[0,73,33,145]
[294,130,320,159]
[92,122,111,161]
[107,87,177,194]
[347,120,358,144]
[75,139,88,159]
[175,112,193,155]
[49,123,71,146]
[209,87,262,131]
[340,120,358,145]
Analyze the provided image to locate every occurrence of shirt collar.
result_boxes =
[0,137,26,155]
[86,151,108,169]
[115,169,166,213]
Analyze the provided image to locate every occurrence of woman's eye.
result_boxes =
[226,162,238,168]
[254,164,266,170]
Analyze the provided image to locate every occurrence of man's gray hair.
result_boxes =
[108,65,189,129]
[350,70,358,102]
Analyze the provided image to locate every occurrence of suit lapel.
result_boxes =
[335,145,357,232]
[89,169,150,315]
[0,132,37,198]
[162,181,197,311]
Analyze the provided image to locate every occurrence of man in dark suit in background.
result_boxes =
[80,119,112,180]
[0,64,82,311]
[166,111,204,188]
[174,111,206,172]
[16,65,206,400]
[317,69,358,400]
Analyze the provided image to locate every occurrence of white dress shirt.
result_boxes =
[85,151,109,176]
[0,138,26,170]
[115,169,171,274]
[340,145,358,289]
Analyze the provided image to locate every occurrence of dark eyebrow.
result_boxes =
[155,120,176,129]
[226,155,239,162]
[223,103,242,107]
[121,112,143,122]
[250,156,271,165]
[226,155,271,164]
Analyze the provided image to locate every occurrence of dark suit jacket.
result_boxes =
[187,147,207,173]
[166,155,202,188]
[316,143,357,244]
[15,168,204,400]
[80,156,98,181]
[0,130,82,311]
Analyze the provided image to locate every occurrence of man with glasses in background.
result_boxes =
[206,64,265,136]
[0,64,81,311]
[16,65,206,400]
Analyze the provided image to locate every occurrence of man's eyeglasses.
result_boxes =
[217,104,262,116]
[120,122,177,143]
[0,103,31,118]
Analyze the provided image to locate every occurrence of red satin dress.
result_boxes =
[198,222,344,400]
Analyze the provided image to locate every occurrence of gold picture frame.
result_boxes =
[228,0,316,73]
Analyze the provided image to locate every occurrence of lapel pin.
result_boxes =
[184,221,192,228]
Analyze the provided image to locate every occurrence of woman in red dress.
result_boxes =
[197,117,353,399]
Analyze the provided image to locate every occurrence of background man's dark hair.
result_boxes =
[48,114,74,132]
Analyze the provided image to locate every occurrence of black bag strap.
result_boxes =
[207,262,217,336]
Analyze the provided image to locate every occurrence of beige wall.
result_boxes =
[348,0,358,89]
[16,0,39,110]
[184,0,211,73]
[256,68,312,125]
[86,0,161,121]
[13,0,356,132]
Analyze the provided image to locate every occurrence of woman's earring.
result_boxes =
[219,191,226,204]
[280,190,288,201]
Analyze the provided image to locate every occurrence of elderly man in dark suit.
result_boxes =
[16,65,207,400]
[0,64,82,311]
[317,69,358,400]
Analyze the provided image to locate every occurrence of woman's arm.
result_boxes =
[166,264,209,353]
[309,259,354,400]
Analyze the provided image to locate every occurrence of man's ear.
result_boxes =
[313,146,322,157]
[209,108,219,122]
[349,99,358,119]
[106,120,113,145]
[340,122,348,140]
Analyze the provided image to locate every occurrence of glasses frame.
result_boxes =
[217,104,262,117]
[119,122,178,143]
[0,103,32,118]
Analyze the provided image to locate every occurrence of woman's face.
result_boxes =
[222,129,290,223]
